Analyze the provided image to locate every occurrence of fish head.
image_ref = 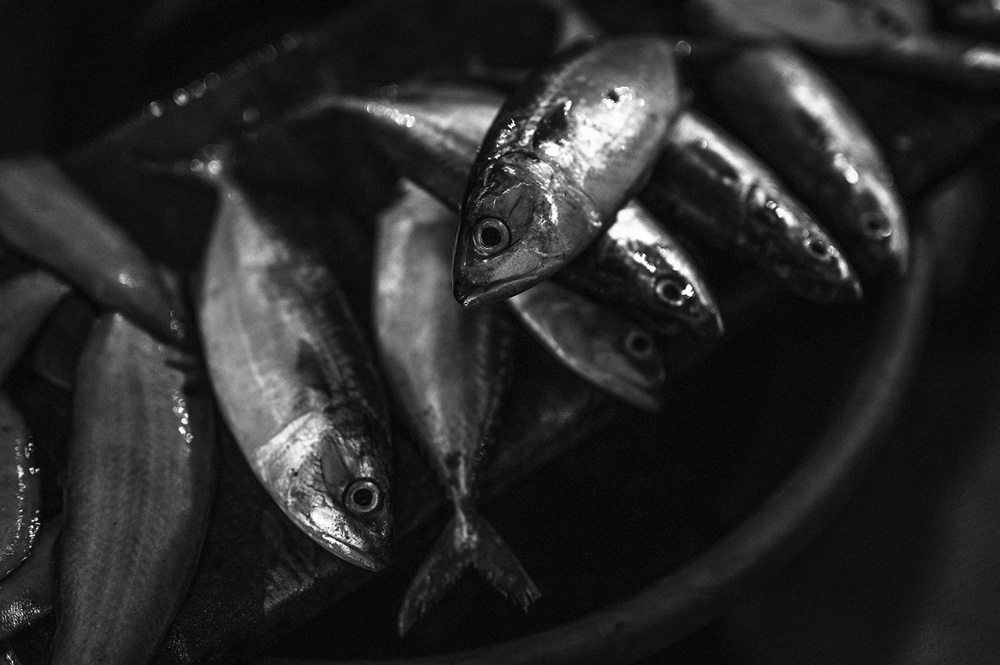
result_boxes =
[255,411,392,571]
[745,184,863,302]
[610,205,723,337]
[455,151,597,307]
[847,175,909,277]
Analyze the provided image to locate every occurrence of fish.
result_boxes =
[694,45,909,276]
[641,110,862,302]
[0,158,189,346]
[509,281,666,411]
[196,155,392,571]
[0,271,70,384]
[0,396,40,582]
[50,313,215,665]
[457,36,682,306]
[0,519,58,642]
[291,87,720,335]
[374,180,539,635]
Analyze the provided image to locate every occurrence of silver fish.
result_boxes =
[0,157,189,345]
[196,157,392,571]
[702,45,909,275]
[0,395,40,581]
[457,36,682,305]
[642,110,862,302]
[51,313,215,665]
[296,87,718,334]
[375,180,539,635]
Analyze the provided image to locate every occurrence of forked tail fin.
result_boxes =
[397,504,540,636]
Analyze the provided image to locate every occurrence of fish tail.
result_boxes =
[397,503,540,636]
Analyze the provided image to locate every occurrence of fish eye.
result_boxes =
[472,217,511,256]
[654,277,689,307]
[624,329,655,359]
[806,238,829,257]
[861,213,893,241]
[344,478,381,515]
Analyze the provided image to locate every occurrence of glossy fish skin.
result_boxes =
[0,396,40,582]
[700,45,909,276]
[0,158,188,346]
[0,519,58,642]
[557,200,723,336]
[309,89,719,335]
[641,110,862,303]
[197,163,392,571]
[51,313,215,665]
[0,271,70,384]
[375,181,539,635]
[509,282,666,411]
[458,37,681,306]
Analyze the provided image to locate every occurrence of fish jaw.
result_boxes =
[253,411,392,572]
[456,152,600,306]
[846,174,910,277]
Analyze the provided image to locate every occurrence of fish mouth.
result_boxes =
[455,272,541,307]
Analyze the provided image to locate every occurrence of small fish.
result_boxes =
[0,518,58,642]
[0,271,70,384]
[51,313,215,665]
[696,45,909,276]
[0,157,189,346]
[509,281,666,411]
[196,156,392,571]
[298,87,718,334]
[557,200,723,335]
[457,36,682,305]
[642,110,862,302]
[0,396,40,582]
[375,180,539,635]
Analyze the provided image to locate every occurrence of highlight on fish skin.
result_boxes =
[196,155,392,572]
[456,36,682,307]
[0,394,40,582]
[374,181,539,634]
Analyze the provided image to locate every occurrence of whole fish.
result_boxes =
[290,88,720,335]
[0,519,58,642]
[196,156,392,571]
[457,36,682,306]
[0,158,189,346]
[510,281,667,411]
[0,396,39,581]
[0,271,70,384]
[642,110,862,302]
[694,45,909,276]
[51,313,215,665]
[375,180,539,635]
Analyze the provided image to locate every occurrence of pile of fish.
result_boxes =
[0,0,997,662]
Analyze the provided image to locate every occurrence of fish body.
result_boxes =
[0,518,58,642]
[0,158,188,345]
[374,180,538,634]
[306,87,717,334]
[457,37,681,306]
[509,281,666,411]
[700,45,909,276]
[197,163,392,571]
[0,396,39,582]
[642,110,861,302]
[51,314,215,665]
